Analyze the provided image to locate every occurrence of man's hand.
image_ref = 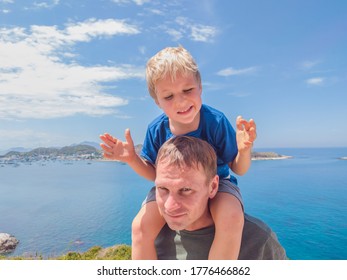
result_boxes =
[236,116,257,152]
[99,129,136,163]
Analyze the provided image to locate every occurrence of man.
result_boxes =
[150,136,287,260]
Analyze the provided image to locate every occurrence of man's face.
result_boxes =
[155,161,218,231]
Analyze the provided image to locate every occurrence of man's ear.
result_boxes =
[208,175,219,199]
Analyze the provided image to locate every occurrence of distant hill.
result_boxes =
[0,147,31,156]
[1,142,290,161]
[1,144,102,159]
[72,141,101,150]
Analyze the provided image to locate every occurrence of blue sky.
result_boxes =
[1,0,346,151]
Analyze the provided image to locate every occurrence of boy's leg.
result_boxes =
[209,190,244,260]
[131,200,166,259]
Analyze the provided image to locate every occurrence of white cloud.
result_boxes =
[138,46,146,55]
[111,0,150,5]
[227,92,251,98]
[147,8,164,15]
[0,19,142,120]
[306,77,324,85]
[217,66,257,77]
[33,0,60,9]
[301,60,321,70]
[166,28,184,41]
[164,16,218,43]
[133,0,150,5]
[190,24,217,42]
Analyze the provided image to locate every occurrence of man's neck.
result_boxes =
[183,210,214,232]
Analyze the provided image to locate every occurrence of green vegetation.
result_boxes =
[0,245,132,260]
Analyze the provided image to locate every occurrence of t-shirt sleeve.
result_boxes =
[214,115,238,164]
[239,214,288,260]
[140,125,158,165]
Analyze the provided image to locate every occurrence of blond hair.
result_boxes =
[156,136,217,183]
[146,46,201,100]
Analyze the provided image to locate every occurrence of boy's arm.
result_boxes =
[100,129,156,181]
[229,116,257,176]
[127,155,156,181]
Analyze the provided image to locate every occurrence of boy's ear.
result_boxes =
[155,98,161,108]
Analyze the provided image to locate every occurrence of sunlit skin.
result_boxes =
[155,161,219,231]
[99,71,257,178]
[99,70,257,260]
[154,73,202,135]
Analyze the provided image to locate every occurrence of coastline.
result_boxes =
[251,152,292,161]
[252,155,292,161]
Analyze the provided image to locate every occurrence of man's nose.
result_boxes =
[164,194,180,211]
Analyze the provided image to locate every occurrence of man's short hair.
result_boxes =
[155,136,217,182]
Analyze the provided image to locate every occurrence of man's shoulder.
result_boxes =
[244,214,273,234]
[240,214,287,260]
[156,214,287,260]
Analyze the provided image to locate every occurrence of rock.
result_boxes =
[0,233,19,254]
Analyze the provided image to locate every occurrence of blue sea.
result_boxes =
[1,147,346,260]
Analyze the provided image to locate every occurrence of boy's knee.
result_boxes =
[234,210,245,228]
[131,214,144,236]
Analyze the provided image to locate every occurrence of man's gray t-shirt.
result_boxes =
[155,214,287,260]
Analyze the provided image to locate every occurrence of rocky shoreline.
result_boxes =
[251,152,292,161]
[0,233,19,254]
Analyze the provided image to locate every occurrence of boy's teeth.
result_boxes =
[179,107,190,113]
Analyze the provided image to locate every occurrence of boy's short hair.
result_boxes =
[146,46,201,100]
[155,136,217,183]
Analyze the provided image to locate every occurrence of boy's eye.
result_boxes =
[183,88,193,93]
[164,95,173,100]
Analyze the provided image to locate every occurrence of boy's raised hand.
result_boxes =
[236,116,257,152]
[99,129,136,163]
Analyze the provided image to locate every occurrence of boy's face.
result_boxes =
[155,160,218,231]
[155,73,202,132]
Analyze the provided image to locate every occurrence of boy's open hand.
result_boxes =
[236,116,257,152]
[99,129,136,163]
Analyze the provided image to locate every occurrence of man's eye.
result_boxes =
[181,187,192,192]
[157,186,168,192]
[183,88,193,93]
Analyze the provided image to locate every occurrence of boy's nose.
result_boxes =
[175,93,186,104]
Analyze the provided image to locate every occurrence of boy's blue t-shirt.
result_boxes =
[140,104,238,182]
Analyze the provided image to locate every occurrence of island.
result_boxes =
[0,144,103,165]
[0,143,292,165]
[251,151,292,160]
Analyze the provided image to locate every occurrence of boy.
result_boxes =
[100,46,257,259]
